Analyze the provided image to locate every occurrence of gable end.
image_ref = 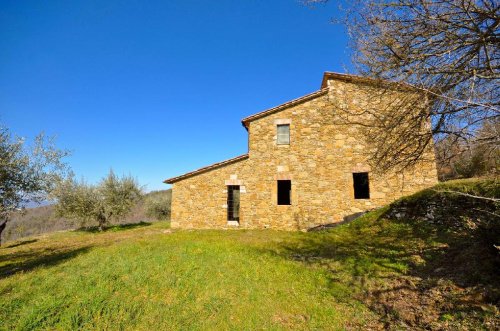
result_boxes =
[241,88,329,129]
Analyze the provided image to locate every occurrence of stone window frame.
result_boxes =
[275,119,292,146]
[277,180,292,205]
[226,185,240,224]
[353,172,371,200]
[274,173,294,206]
[224,175,245,226]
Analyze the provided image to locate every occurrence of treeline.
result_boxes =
[4,189,171,243]
[0,124,173,245]
[436,120,499,181]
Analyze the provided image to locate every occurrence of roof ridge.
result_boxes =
[320,71,416,90]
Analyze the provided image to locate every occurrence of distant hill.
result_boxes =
[4,189,172,243]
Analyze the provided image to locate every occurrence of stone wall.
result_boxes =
[170,77,438,230]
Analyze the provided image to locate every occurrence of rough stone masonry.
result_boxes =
[164,72,438,230]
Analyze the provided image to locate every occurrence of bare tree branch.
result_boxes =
[433,189,500,202]
[306,0,499,173]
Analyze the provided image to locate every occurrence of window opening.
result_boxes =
[277,180,291,205]
[353,173,370,199]
[277,124,290,145]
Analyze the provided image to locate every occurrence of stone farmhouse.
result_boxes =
[164,72,438,230]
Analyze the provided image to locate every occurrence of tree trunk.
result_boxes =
[97,215,106,232]
[0,220,7,247]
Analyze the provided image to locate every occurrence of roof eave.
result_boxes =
[163,154,249,184]
[241,88,329,128]
[321,71,418,91]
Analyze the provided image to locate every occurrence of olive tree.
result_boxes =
[0,126,70,245]
[52,170,142,231]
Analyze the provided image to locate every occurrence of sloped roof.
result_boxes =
[165,72,418,185]
[320,71,416,90]
[164,154,249,184]
[241,88,329,129]
[240,72,416,129]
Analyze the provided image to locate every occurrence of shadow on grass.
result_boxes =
[268,218,430,280]
[5,239,38,249]
[0,246,91,279]
[262,208,499,328]
[76,221,152,233]
[0,222,155,279]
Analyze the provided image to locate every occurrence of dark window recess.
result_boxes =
[277,180,292,205]
[277,124,290,145]
[227,185,240,222]
[353,173,370,199]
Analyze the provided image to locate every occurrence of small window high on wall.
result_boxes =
[277,124,290,145]
[277,180,291,205]
[353,173,370,199]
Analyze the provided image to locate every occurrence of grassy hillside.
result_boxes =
[0,179,498,330]
[3,189,172,243]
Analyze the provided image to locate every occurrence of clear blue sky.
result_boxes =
[1,0,352,191]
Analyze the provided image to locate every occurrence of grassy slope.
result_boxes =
[0,179,498,330]
[0,224,376,330]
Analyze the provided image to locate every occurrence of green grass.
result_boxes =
[0,178,498,330]
[0,223,378,330]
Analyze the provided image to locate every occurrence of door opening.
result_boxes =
[227,185,240,222]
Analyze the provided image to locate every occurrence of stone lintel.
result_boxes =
[225,179,243,186]
[351,164,371,173]
[274,173,293,180]
[277,165,289,172]
[274,118,292,125]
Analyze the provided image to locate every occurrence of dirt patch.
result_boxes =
[364,275,499,330]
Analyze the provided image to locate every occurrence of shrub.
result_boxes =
[144,190,171,221]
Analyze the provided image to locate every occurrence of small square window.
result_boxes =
[277,180,291,205]
[353,173,370,199]
[277,124,290,145]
